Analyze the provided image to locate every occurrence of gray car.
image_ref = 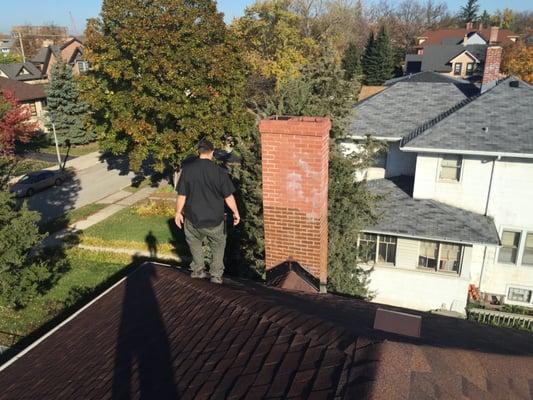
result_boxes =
[10,169,67,197]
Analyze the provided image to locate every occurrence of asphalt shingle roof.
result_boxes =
[403,77,533,156]
[384,72,479,97]
[347,82,468,139]
[0,77,46,101]
[0,62,42,81]
[418,44,487,73]
[365,177,500,245]
[1,263,533,399]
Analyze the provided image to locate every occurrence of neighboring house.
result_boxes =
[405,24,517,83]
[344,73,477,181]
[32,37,88,79]
[355,77,533,314]
[0,39,16,57]
[0,77,47,130]
[0,62,44,84]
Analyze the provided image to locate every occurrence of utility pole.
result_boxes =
[51,123,63,169]
[14,32,25,63]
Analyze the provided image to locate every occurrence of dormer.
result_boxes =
[461,32,487,46]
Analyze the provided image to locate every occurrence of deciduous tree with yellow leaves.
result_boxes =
[501,43,533,84]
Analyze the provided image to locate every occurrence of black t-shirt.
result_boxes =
[177,158,235,228]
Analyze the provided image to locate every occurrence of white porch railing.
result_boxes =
[467,308,533,331]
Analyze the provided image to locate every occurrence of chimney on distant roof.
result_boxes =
[466,21,474,30]
[481,45,503,93]
[478,22,484,30]
[489,26,499,44]
[259,116,331,293]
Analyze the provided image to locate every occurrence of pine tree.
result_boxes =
[82,0,252,172]
[237,47,378,297]
[480,10,491,27]
[46,61,92,145]
[459,0,480,23]
[0,159,51,308]
[362,27,394,86]
[341,42,362,81]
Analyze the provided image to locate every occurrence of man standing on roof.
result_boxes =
[175,139,240,284]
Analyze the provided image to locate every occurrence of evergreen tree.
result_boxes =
[459,0,480,23]
[341,42,362,81]
[235,47,379,297]
[82,0,252,172]
[480,10,491,27]
[362,26,394,86]
[0,159,51,308]
[46,61,92,145]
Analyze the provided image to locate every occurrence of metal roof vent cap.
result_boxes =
[509,80,520,88]
[482,126,489,132]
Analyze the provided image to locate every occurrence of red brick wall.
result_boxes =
[259,116,331,287]
[482,46,503,87]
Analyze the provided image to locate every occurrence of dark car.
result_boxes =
[10,169,68,197]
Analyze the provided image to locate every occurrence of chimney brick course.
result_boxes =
[481,45,503,92]
[259,117,331,289]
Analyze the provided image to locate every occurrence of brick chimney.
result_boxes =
[466,21,473,30]
[259,116,331,293]
[489,26,499,44]
[481,45,502,93]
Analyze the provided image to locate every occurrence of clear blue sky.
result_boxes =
[0,0,531,35]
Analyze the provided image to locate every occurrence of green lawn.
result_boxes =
[0,249,137,348]
[39,203,109,235]
[81,205,188,255]
[123,178,153,193]
[39,142,100,157]
[9,158,55,176]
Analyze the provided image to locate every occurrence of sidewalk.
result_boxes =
[42,186,157,248]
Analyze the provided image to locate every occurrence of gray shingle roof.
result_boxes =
[402,77,533,156]
[384,72,479,97]
[31,47,49,64]
[418,44,486,73]
[0,62,42,81]
[365,177,500,245]
[347,82,468,139]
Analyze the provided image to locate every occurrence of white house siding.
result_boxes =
[342,140,416,181]
[412,153,533,304]
[385,141,417,178]
[367,237,471,313]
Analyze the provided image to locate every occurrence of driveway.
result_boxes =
[23,159,136,222]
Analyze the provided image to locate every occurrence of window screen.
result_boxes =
[439,244,461,272]
[419,241,438,269]
[522,233,533,266]
[498,231,520,264]
[439,155,462,181]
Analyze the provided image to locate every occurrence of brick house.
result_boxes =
[31,37,88,80]
[0,77,46,130]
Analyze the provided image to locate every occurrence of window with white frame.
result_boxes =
[508,287,532,303]
[439,155,462,181]
[358,234,396,265]
[454,62,462,75]
[77,61,89,73]
[498,230,521,264]
[418,240,463,273]
[466,62,474,75]
[522,233,533,266]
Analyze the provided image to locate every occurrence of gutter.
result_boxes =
[401,147,533,159]
[361,229,499,247]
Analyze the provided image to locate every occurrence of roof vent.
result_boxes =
[509,80,520,88]
[482,126,489,132]
[373,308,422,338]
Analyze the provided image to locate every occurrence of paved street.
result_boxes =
[23,158,136,222]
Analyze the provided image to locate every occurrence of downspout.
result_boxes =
[480,155,499,293]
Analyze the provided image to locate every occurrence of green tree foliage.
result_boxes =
[232,0,318,92]
[480,10,491,27]
[226,124,265,278]
[362,26,394,86]
[82,0,251,172]
[0,53,23,64]
[341,42,362,81]
[0,159,51,308]
[260,47,379,297]
[46,61,92,145]
[459,0,479,23]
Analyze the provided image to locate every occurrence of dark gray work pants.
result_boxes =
[184,219,226,279]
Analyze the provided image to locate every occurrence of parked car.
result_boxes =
[10,169,68,197]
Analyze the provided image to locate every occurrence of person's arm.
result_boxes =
[224,194,240,226]
[175,194,186,229]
